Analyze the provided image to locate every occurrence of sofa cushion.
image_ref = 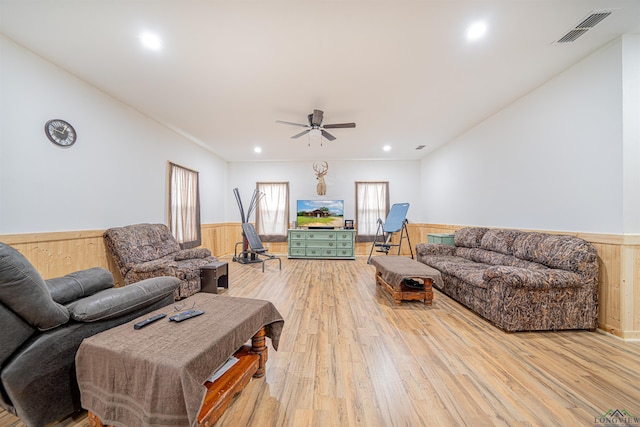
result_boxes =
[421,255,489,289]
[46,267,114,304]
[0,242,70,330]
[480,229,524,255]
[454,227,489,248]
[513,233,598,279]
[416,243,456,257]
[66,276,180,322]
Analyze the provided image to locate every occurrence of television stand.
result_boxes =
[288,228,355,259]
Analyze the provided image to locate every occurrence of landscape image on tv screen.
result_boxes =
[296,200,344,228]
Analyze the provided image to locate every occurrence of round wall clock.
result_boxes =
[45,119,77,147]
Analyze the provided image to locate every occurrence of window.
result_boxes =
[169,162,201,249]
[255,182,290,242]
[355,181,389,242]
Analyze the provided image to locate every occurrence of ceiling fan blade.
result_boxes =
[321,130,336,141]
[323,122,356,129]
[276,120,308,128]
[291,129,311,139]
[312,109,324,127]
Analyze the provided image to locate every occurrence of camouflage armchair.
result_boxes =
[104,223,217,300]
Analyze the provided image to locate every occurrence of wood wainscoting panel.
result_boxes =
[2,223,638,339]
[589,237,639,340]
[0,230,112,281]
[635,246,640,335]
[591,242,622,336]
[202,223,234,256]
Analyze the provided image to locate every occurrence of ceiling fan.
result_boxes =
[276,109,356,142]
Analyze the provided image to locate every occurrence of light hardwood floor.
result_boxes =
[2,255,640,427]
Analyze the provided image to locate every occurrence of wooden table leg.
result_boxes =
[424,278,434,305]
[87,411,105,427]
[251,326,267,378]
[199,327,267,426]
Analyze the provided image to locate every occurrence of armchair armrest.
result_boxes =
[416,243,456,257]
[483,266,583,290]
[46,267,114,304]
[66,276,180,322]
[174,248,211,261]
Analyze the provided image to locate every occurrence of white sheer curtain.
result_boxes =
[355,181,389,242]
[169,162,201,249]
[255,182,290,242]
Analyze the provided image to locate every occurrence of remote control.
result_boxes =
[133,313,166,329]
[169,309,205,322]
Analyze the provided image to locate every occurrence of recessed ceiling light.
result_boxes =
[140,32,162,50]
[467,22,487,41]
[383,145,391,152]
[254,147,262,153]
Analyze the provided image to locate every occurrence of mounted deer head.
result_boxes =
[313,161,328,196]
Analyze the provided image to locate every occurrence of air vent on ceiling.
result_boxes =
[415,145,426,150]
[556,10,613,43]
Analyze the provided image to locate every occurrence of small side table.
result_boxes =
[200,262,229,294]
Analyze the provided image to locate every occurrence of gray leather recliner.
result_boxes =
[0,242,180,427]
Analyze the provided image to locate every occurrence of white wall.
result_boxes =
[622,35,640,234]
[0,35,227,234]
[227,160,422,224]
[3,30,634,236]
[420,39,624,234]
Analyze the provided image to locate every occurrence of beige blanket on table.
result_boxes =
[75,293,284,427]
[371,256,444,289]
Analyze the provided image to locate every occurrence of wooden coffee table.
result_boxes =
[87,328,266,427]
[76,293,284,427]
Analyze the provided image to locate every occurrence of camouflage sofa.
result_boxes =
[104,223,217,300]
[416,227,598,332]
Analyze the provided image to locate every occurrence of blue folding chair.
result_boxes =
[367,203,413,264]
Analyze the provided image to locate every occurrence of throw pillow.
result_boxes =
[454,227,489,248]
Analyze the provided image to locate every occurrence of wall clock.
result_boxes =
[45,119,77,147]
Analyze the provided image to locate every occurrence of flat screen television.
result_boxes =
[296,199,344,229]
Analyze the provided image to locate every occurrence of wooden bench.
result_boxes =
[370,256,441,305]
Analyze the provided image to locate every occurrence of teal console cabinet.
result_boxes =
[288,229,355,259]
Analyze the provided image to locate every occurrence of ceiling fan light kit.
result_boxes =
[276,109,355,146]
